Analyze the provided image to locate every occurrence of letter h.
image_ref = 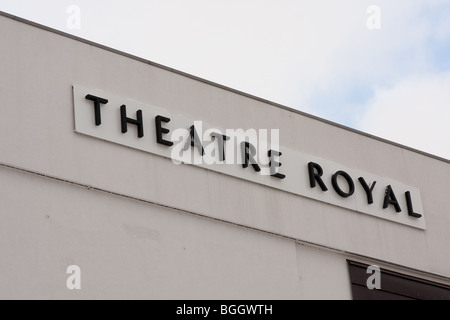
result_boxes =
[120,105,144,138]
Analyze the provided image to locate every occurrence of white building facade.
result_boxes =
[0,11,449,300]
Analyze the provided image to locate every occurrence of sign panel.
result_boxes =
[73,85,426,229]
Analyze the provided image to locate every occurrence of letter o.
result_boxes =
[331,171,355,198]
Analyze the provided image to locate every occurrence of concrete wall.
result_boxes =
[0,12,449,299]
[0,165,355,299]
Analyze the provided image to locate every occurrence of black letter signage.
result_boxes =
[308,162,328,191]
[383,185,402,213]
[120,105,144,138]
[332,171,355,198]
[155,115,173,146]
[241,142,261,172]
[85,94,108,126]
[358,177,376,205]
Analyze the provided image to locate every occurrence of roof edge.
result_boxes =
[1,10,449,164]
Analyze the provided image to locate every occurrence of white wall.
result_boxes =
[0,165,355,299]
[0,13,449,299]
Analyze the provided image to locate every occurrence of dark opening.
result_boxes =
[348,260,450,300]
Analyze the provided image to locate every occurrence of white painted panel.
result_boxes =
[73,85,426,229]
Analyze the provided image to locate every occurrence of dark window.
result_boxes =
[348,260,450,300]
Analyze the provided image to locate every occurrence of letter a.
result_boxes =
[366,265,381,290]
[66,265,81,290]
[366,5,381,30]
[67,5,81,30]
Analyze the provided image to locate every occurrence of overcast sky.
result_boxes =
[1,0,449,160]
